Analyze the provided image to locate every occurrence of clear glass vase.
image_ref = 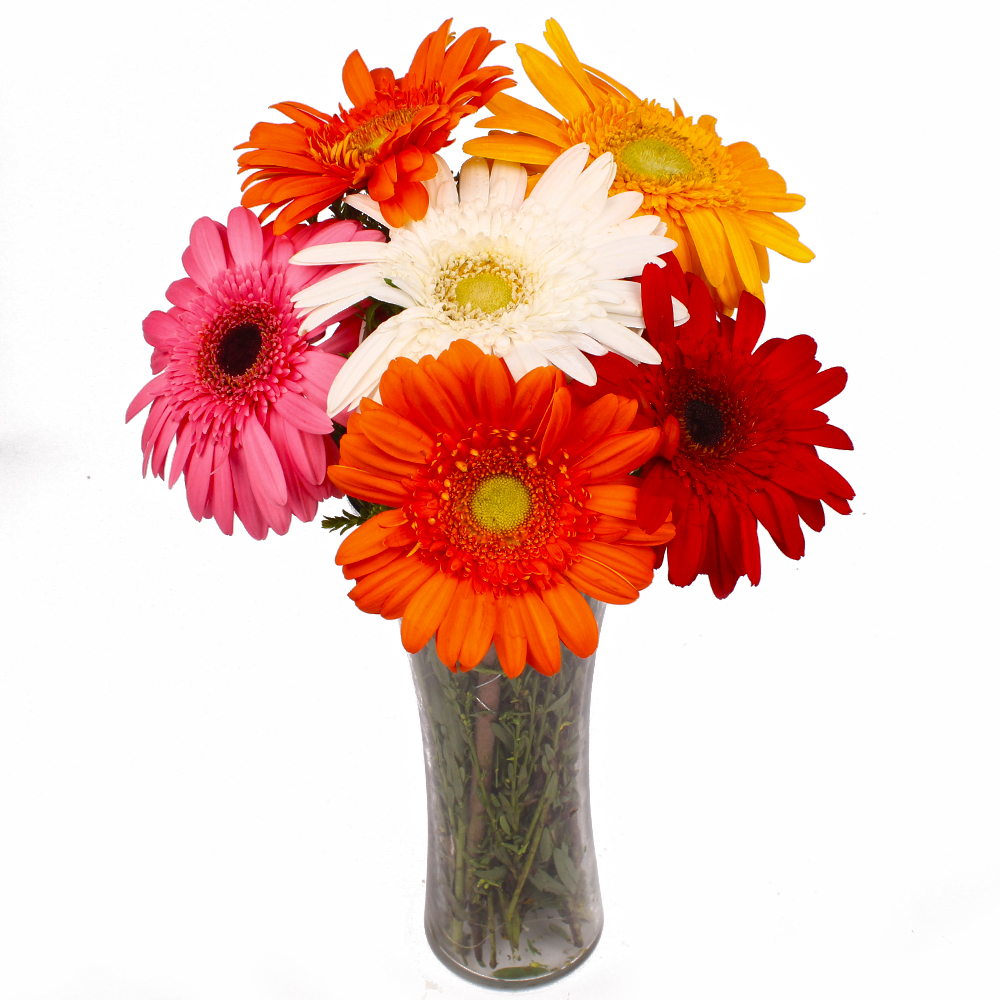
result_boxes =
[408,599,606,988]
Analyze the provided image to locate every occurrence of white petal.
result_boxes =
[344,193,388,229]
[554,152,616,227]
[291,241,389,266]
[672,295,690,326]
[292,264,383,309]
[586,317,661,364]
[590,236,675,280]
[374,282,417,309]
[538,346,597,385]
[459,157,490,205]
[592,279,643,316]
[425,155,459,213]
[326,325,407,417]
[488,160,528,209]
[299,298,360,334]
[504,340,550,381]
[584,191,645,236]
[525,143,591,212]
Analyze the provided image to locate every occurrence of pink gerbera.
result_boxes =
[126,207,384,539]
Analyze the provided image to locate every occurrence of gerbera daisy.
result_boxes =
[126,207,385,539]
[235,20,514,233]
[464,19,813,312]
[570,255,854,598]
[331,339,674,676]
[289,144,687,417]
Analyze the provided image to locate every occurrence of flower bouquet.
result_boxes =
[128,18,853,988]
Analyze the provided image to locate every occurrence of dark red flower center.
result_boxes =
[684,397,726,448]
[217,323,262,376]
[196,302,287,401]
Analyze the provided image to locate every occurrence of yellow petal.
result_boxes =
[582,63,639,102]
[463,132,562,166]
[716,208,763,299]
[740,211,815,263]
[542,19,603,106]
[515,43,592,121]
[475,112,570,148]
[744,192,807,212]
[684,207,730,288]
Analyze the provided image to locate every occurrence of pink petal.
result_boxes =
[168,419,197,488]
[208,445,235,535]
[318,322,361,356]
[267,233,296,275]
[226,208,264,270]
[165,277,202,309]
[126,373,168,423]
[185,442,213,520]
[273,390,332,435]
[184,217,229,290]
[230,448,268,540]
[240,415,288,507]
[143,310,183,349]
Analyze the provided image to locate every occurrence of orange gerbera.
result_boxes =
[464,19,813,312]
[329,340,674,677]
[236,20,514,233]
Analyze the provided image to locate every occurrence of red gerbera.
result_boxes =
[570,254,854,598]
[235,20,514,232]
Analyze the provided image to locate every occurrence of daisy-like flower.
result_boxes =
[464,19,813,312]
[570,255,854,598]
[235,20,513,233]
[331,340,675,676]
[290,144,687,417]
[126,208,385,539]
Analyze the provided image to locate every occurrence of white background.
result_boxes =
[1,1,997,997]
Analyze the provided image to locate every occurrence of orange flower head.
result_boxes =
[329,340,674,678]
[236,20,514,233]
[463,19,813,312]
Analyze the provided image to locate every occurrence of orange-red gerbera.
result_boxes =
[464,19,813,312]
[570,256,854,598]
[329,340,675,677]
[236,21,514,233]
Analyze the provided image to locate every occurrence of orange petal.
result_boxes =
[327,466,410,507]
[401,571,460,653]
[582,483,639,519]
[379,558,439,619]
[521,590,562,676]
[459,592,499,671]
[472,352,514,427]
[335,507,408,565]
[541,580,599,658]
[342,49,376,107]
[535,386,572,457]
[510,366,563,432]
[360,409,434,464]
[577,540,655,590]
[339,433,421,479]
[396,180,430,221]
[563,555,640,605]
[434,577,477,669]
[342,547,401,580]
[347,553,415,613]
[494,597,527,678]
[575,427,661,480]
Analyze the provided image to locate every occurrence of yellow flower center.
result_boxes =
[454,272,513,314]
[436,250,529,322]
[347,108,417,158]
[619,138,693,180]
[470,474,532,534]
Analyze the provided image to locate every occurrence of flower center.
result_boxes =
[346,107,417,157]
[684,397,727,448]
[470,474,531,534]
[217,322,263,376]
[619,138,693,180]
[436,251,528,322]
[454,273,513,314]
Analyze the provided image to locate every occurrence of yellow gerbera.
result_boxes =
[464,19,814,312]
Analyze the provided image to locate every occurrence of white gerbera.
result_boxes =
[290,143,689,417]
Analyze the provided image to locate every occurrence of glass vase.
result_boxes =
[408,599,606,988]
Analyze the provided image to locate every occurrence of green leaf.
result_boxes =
[490,722,514,750]
[548,921,572,943]
[546,690,573,716]
[528,870,568,896]
[475,865,508,884]
[321,496,391,535]
[494,964,548,980]
[538,826,553,863]
[552,846,578,894]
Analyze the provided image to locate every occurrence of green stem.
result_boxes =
[505,793,552,946]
